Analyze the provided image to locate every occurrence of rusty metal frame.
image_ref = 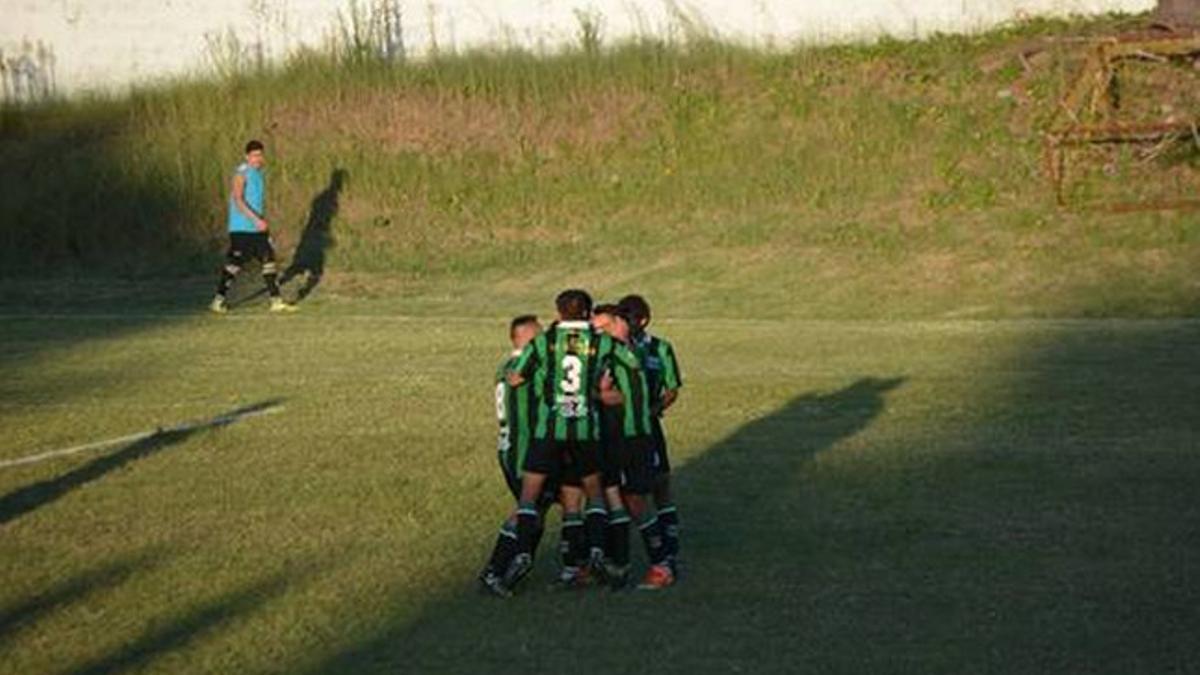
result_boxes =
[1043,30,1200,210]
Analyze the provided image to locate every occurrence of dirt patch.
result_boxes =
[272,86,663,159]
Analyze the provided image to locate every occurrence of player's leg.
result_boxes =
[601,442,632,588]
[259,237,296,312]
[211,237,244,312]
[574,440,610,572]
[502,439,557,590]
[651,417,681,572]
[554,483,588,587]
[479,458,524,596]
[480,512,518,597]
[624,437,673,590]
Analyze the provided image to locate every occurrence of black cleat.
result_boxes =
[480,571,513,598]
[502,553,534,591]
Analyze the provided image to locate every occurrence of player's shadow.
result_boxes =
[279,168,346,302]
[300,377,905,673]
[0,399,284,526]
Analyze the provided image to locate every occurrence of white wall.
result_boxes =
[1,0,1155,99]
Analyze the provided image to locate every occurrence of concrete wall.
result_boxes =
[1,0,1155,99]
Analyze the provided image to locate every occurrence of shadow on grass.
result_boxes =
[0,550,164,646]
[65,566,314,675]
[301,319,1200,673]
[303,376,906,673]
[0,399,285,526]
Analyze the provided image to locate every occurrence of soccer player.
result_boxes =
[478,314,547,597]
[210,140,296,314]
[592,304,674,590]
[619,294,683,573]
[501,289,642,592]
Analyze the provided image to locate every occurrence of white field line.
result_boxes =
[0,404,285,470]
[1,313,1199,328]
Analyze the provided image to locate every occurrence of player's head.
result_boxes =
[555,289,593,321]
[618,294,651,331]
[592,303,631,341]
[244,139,265,168]
[509,314,540,350]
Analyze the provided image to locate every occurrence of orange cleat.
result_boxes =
[637,564,675,591]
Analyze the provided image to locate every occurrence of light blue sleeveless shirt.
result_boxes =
[228,162,265,233]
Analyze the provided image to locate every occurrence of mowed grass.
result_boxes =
[2,296,1198,674]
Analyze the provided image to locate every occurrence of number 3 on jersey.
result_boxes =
[561,354,583,394]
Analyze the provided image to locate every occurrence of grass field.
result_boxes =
[3,9,1200,674]
[1,287,1198,673]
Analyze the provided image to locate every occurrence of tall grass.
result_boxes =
[1,11,1196,317]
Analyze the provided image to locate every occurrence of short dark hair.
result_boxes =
[593,303,630,325]
[555,289,593,321]
[618,294,651,324]
[245,139,264,154]
[509,314,538,337]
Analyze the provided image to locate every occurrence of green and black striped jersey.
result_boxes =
[606,341,655,438]
[509,321,641,442]
[495,352,539,477]
[633,332,683,412]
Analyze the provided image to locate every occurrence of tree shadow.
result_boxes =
[0,399,285,526]
[65,565,317,675]
[0,550,165,646]
[297,317,1200,673]
[301,377,906,674]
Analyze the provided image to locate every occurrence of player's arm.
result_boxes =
[599,367,623,407]
[658,340,683,414]
[231,172,267,231]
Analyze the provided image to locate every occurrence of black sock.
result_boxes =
[560,513,585,568]
[606,507,631,567]
[532,523,545,560]
[515,501,541,555]
[263,265,281,298]
[584,498,608,560]
[216,266,237,296]
[637,512,668,567]
[485,521,519,577]
[658,504,680,559]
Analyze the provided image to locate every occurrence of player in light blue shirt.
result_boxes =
[211,140,296,313]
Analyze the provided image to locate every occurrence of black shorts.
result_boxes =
[602,435,657,495]
[524,437,600,482]
[651,416,671,475]
[227,232,276,266]
[500,452,558,509]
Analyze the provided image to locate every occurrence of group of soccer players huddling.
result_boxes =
[479,289,683,596]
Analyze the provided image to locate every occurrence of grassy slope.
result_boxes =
[1,311,1198,673]
[2,13,1198,319]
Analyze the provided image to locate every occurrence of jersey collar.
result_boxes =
[557,321,590,329]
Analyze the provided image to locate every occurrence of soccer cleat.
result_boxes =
[637,564,675,591]
[210,296,228,314]
[268,298,298,313]
[501,553,533,590]
[479,571,513,599]
[586,547,608,582]
[604,562,630,591]
[550,566,592,590]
